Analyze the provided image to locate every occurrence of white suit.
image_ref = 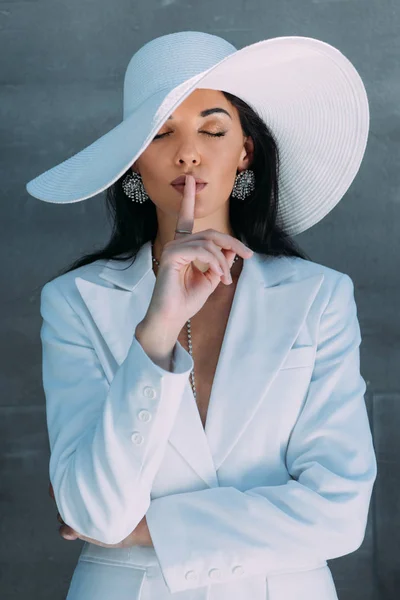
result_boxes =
[40,240,377,599]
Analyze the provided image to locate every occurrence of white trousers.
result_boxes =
[66,559,339,600]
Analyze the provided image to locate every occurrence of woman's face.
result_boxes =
[132,88,253,223]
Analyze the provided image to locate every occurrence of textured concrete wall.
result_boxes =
[1,1,398,598]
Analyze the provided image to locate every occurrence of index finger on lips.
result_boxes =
[174,175,195,240]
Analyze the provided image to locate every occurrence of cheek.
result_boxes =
[209,146,240,176]
[214,143,239,163]
[212,141,243,174]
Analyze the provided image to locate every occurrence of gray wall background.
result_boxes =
[1,0,399,598]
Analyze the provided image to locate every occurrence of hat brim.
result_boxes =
[25,70,207,204]
[26,36,369,236]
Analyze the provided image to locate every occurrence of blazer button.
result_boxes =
[131,432,144,445]
[208,568,221,580]
[138,410,151,422]
[143,386,156,399]
[232,565,244,576]
[185,570,198,581]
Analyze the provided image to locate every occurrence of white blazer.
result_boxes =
[40,240,377,600]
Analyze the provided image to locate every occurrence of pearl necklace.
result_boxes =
[151,243,239,400]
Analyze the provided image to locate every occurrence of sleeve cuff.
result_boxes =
[133,331,194,376]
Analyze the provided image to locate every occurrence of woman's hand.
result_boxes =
[49,482,153,548]
[145,174,253,330]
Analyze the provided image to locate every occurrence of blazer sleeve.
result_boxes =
[145,273,378,594]
[40,279,194,545]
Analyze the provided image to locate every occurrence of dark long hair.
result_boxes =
[53,91,311,281]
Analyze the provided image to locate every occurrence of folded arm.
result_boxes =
[145,273,378,593]
[41,280,194,545]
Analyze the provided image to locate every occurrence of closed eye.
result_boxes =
[153,131,227,140]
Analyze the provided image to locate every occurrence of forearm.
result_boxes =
[59,514,154,548]
[42,281,194,546]
[135,315,181,372]
[42,283,193,545]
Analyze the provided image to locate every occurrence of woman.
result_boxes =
[27,31,377,599]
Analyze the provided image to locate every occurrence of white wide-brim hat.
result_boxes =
[25,31,369,236]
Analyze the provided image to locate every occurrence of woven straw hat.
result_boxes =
[26,31,369,236]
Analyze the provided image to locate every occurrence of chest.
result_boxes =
[177,285,237,430]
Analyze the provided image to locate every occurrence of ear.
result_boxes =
[238,136,254,170]
[131,161,140,174]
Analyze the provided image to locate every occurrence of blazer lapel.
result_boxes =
[74,241,324,487]
[75,244,157,371]
[201,254,323,472]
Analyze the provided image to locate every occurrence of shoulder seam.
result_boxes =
[42,278,90,336]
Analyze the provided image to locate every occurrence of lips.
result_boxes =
[171,175,207,185]
[172,182,207,193]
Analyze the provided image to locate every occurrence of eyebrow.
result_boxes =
[168,107,232,120]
